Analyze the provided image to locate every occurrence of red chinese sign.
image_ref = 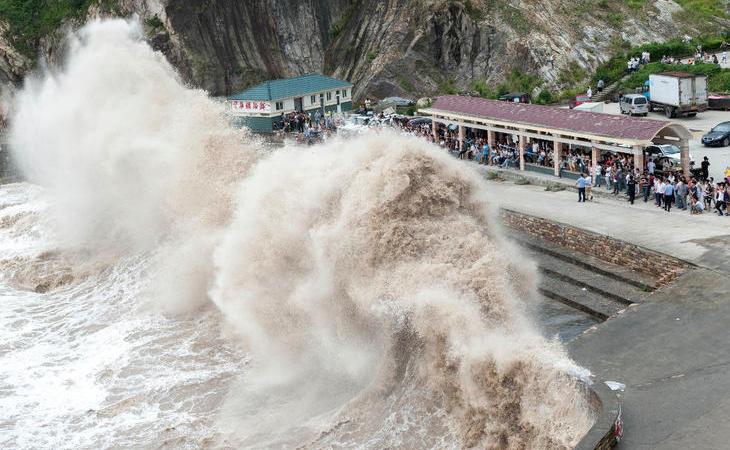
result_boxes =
[231,100,272,113]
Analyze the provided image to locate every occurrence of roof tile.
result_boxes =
[229,74,353,101]
[430,95,676,142]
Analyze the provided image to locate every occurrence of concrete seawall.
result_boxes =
[576,381,623,450]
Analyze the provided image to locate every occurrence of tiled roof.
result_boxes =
[229,74,353,101]
[430,95,677,142]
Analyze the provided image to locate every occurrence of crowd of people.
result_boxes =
[576,166,728,216]
[389,118,730,218]
[275,110,339,134]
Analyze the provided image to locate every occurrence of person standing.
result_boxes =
[587,86,593,99]
[605,164,613,192]
[576,173,588,202]
[657,177,666,207]
[664,180,675,211]
[647,158,655,176]
[715,183,727,215]
[640,174,649,202]
[480,142,490,164]
[627,175,637,204]
[613,166,622,195]
[597,79,605,93]
[676,178,688,210]
[701,156,710,181]
[594,163,602,188]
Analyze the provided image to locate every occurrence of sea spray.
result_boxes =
[9,18,257,309]
[5,18,594,449]
[212,132,595,448]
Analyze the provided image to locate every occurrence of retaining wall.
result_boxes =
[500,209,688,285]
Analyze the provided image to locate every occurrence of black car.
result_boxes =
[701,121,730,147]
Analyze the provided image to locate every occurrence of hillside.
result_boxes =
[0,0,728,100]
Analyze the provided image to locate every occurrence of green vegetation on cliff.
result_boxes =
[593,33,730,86]
[0,0,95,56]
[619,62,730,93]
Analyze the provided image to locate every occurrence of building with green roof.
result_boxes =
[228,73,354,132]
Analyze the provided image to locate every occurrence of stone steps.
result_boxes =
[511,232,658,291]
[538,277,625,321]
[509,231,661,321]
[531,251,649,305]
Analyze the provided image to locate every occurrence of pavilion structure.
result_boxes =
[419,95,693,177]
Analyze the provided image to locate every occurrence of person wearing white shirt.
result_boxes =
[658,180,667,208]
[654,177,662,206]
[647,159,655,175]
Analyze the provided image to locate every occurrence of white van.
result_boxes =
[620,94,649,116]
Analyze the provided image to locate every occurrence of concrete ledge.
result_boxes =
[576,381,623,450]
[483,166,623,201]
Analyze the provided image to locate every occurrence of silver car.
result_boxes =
[620,94,649,116]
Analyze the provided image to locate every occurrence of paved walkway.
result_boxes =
[472,163,730,448]
[570,269,730,450]
[479,165,730,274]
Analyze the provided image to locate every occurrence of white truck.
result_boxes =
[646,72,708,118]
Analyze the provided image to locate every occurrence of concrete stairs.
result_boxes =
[592,74,631,103]
[511,232,658,321]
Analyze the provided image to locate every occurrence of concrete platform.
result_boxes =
[477,165,730,275]
[570,270,730,450]
[471,166,730,449]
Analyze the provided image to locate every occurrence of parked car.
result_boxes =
[619,94,649,116]
[499,92,531,103]
[407,117,432,127]
[701,121,730,147]
[569,94,591,109]
[644,143,686,162]
[381,96,415,107]
[653,156,703,179]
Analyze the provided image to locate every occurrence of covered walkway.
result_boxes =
[420,95,693,177]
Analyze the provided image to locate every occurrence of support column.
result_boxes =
[519,133,526,171]
[591,143,599,170]
[432,118,437,141]
[553,135,562,177]
[487,130,495,165]
[634,145,644,173]
[680,140,690,178]
[458,124,465,151]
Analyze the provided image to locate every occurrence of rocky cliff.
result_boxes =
[0,0,726,100]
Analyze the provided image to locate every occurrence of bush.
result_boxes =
[145,15,163,30]
[534,89,554,104]
[0,0,94,57]
[708,71,730,93]
[485,171,504,181]
[471,79,498,98]
[514,176,530,185]
[438,78,458,95]
[545,183,566,192]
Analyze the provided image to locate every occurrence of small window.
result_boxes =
[342,89,348,98]
[326,92,332,101]
[336,90,340,96]
[634,97,647,104]
[310,95,316,104]
[275,101,283,110]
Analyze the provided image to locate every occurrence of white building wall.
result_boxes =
[236,86,354,117]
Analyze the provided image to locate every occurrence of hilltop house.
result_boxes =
[228,73,354,132]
